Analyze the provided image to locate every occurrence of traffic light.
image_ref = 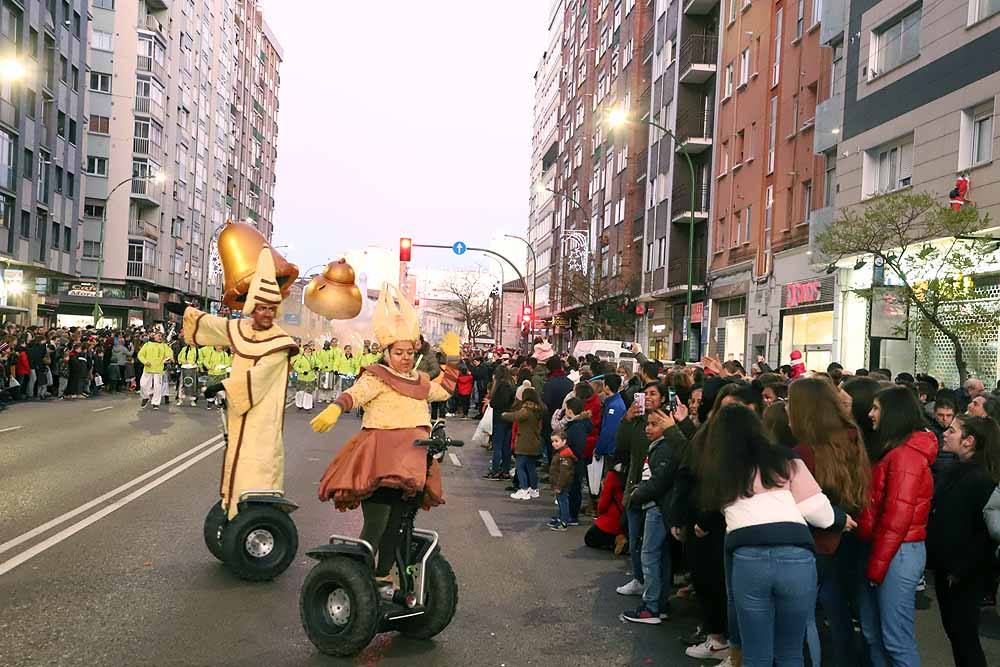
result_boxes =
[521,304,533,325]
[399,237,412,262]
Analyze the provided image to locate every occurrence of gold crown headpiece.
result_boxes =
[372,283,420,348]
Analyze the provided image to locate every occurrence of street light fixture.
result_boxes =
[607,106,699,362]
[0,58,27,82]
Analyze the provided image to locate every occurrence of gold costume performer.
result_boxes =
[182,248,298,519]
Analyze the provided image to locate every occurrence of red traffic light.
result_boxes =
[521,304,533,322]
[399,237,412,262]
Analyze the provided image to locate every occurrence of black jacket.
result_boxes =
[927,461,997,580]
[564,416,592,460]
[27,342,47,368]
[631,425,687,525]
[490,381,515,422]
[541,371,574,416]
[622,376,643,409]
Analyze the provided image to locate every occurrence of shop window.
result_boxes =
[780,310,834,372]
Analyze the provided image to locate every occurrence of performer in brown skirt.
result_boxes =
[310,284,461,578]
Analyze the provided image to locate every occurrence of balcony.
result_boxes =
[808,206,837,258]
[132,136,162,156]
[667,256,707,288]
[820,0,846,45]
[137,54,166,83]
[134,95,165,121]
[679,35,718,85]
[813,94,843,155]
[146,0,170,10]
[131,178,162,208]
[684,0,720,14]
[127,260,156,281]
[140,14,167,38]
[671,181,711,221]
[675,106,715,154]
[128,218,159,239]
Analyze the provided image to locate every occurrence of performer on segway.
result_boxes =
[310,284,462,590]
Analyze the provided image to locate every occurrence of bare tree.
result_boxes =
[818,191,996,385]
[437,272,495,343]
[558,265,641,340]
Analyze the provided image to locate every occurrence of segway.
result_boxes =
[298,427,462,656]
[202,385,299,581]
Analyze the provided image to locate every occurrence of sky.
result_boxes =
[260,0,552,282]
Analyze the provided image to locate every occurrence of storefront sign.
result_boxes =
[552,315,569,327]
[690,302,704,324]
[651,323,667,334]
[785,280,822,308]
[66,283,103,298]
[4,269,23,283]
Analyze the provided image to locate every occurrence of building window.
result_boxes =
[22,148,31,178]
[68,119,77,145]
[50,221,59,248]
[20,210,29,237]
[656,237,667,267]
[767,96,777,173]
[743,205,752,243]
[731,214,741,248]
[83,240,102,258]
[89,115,110,134]
[92,0,114,8]
[646,241,654,271]
[970,0,1000,22]
[830,43,843,97]
[824,152,837,207]
[796,0,805,38]
[724,63,734,98]
[802,180,813,222]
[739,48,750,86]
[86,156,108,176]
[871,6,921,77]
[89,71,112,93]
[773,8,783,86]
[84,201,106,218]
[91,30,113,52]
[716,218,726,251]
[765,186,774,236]
[604,202,612,229]
[728,0,738,24]
[959,101,994,169]
[864,135,914,197]
[812,0,823,27]
[67,172,75,197]
[720,141,730,175]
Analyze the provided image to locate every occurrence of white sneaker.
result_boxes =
[685,637,730,659]
[529,488,540,498]
[510,489,529,500]
[616,578,644,596]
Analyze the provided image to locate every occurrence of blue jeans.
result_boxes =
[556,488,571,523]
[731,545,817,667]
[627,506,646,583]
[640,506,671,616]
[515,454,538,489]
[858,541,925,667]
[725,548,740,647]
[568,460,586,521]
[810,534,863,667]
[490,421,512,474]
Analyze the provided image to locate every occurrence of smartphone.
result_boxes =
[621,341,632,349]
[667,386,678,413]
[634,392,646,415]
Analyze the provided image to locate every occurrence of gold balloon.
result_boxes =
[218,221,299,310]
[304,259,363,320]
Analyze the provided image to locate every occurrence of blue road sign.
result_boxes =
[453,241,467,255]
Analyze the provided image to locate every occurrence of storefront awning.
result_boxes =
[0,304,28,314]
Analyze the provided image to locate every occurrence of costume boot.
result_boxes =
[295,390,304,409]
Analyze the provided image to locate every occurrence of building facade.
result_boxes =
[637,0,719,362]
[0,0,89,326]
[228,0,281,240]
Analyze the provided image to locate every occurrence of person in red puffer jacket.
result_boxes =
[455,366,474,417]
[586,452,626,551]
[857,386,936,667]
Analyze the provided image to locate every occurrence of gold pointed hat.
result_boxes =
[372,283,420,348]
[242,246,284,316]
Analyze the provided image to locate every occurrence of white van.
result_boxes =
[572,340,640,372]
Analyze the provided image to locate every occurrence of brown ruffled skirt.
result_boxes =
[317,427,444,511]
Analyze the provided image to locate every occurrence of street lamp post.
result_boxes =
[94,172,166,324]
[608,108,699,362]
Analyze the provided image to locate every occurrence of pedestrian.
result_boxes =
[13,340,29,399]
[137,332,173,409]
[483,365,515,480]
[585,450,627,552]
[455,365,474,417]
[788,377,872,667]
[858,385,937,667]
[762,401,796,449]
[562,396,593,523]
[927,414,1000,667]
[504,386,545,500]
[292,343,318,411]
[546,430,577,532]
[842,376,883,460]
[700,403,850,667]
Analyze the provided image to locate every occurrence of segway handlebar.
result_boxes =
[414,439,464,448]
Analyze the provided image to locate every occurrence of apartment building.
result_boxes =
[552,0,655,346]
[528,0,563,337]
[638,0,719,361]
[704,0,831,367]
[228,0,281,241]
[809,0,1000,383]
[71,0,236,326]
[0,0,88,326]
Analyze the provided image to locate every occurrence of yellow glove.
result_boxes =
[440,331,461,358]
[311,404,342,433]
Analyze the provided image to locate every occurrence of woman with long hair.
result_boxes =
[857,386,937,667]
[788,378,871,666]
[700,403,847,666]
[927,414,1000,667]
[842,376,882,460]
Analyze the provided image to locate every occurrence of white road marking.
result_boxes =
[0,433,223,557]
[0,426,23,434]
[92,406,113,413]
[0,440,225,576]
[478,510,502,537]
[448,453,462,467]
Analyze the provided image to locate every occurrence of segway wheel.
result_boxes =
[203,501,227,562]
[220,505,297,581]
[396,554,458,640]
[299,558,380,657]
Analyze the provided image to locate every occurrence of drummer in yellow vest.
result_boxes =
[176,343,201,406]
[314,341,339,404]
[200,345,232,409]
[292,342,318,411]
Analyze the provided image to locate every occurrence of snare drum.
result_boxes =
[319,371,336,390]
[179,365,199,393]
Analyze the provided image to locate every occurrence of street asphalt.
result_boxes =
[1,392,999,666]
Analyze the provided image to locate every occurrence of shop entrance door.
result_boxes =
[803,344,832,374]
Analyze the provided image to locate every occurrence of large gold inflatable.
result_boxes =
[218,221,299,310]
[304,259,364,320]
